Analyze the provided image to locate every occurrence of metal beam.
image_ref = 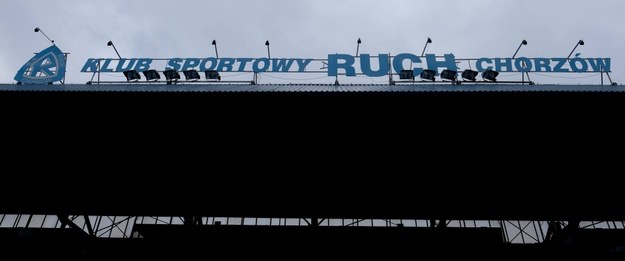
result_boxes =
[184,216,202,226]
[83,215,95,236]
[57,215,88,235]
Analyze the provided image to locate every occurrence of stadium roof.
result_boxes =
[1,83,624,92]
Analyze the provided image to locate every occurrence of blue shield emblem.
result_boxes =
[14,45,66,84]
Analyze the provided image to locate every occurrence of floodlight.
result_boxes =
[421,37,432,56]
[184,70,201,81]
[513,40,528,59]
[482,70,499,82]
[205,70,221,80]
[399,70,414,80]
[567,40,585,60]
[212,40,219,59]
[143,70,161,81]
[420,69,436,81]
[34,27,54,44]
[164,70,181,81]
[123,70,141,82]
[441,70,458,81]
[107,41,122,59]
[462,70,478,82]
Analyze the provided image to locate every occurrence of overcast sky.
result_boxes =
[1,0,623,84]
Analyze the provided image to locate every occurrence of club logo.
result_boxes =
[15,45,66,84]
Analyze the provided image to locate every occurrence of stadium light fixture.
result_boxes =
[107,41,122,59]
[399,70,414,80]
[123,70,141,82]
[462,70,479,82]
[143,70,161,82]
[420,69,436,81]
[421,37,432,57]
[513,40,528,59]
[441,70,458,82]
[512,40,532,84]
[34,27,55,45]
[205,70,221,80]
[212,40,219,59]
[482,69,499,82]
[184,70,201,81]
[163,70,181,84]
[567,40,585,60]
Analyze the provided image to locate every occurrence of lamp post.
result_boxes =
[421,37,432,57]
[356,38,362,57]
[512,40,528,59]
[411,38,432,71]
[107,41,122,59]
[212,40,219,59]
[254,41,271,84]
[34,27,55,45]
[567,40,585,60]
[513,40,530,84]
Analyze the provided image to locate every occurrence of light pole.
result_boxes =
[567,40,585,60]
[421,37,432,57]
[34,27,55,45]
[212,40,219,59]
[411,37,432,70]
[512,40,528,59]
[513,40,530,84]
[107,41,122,59]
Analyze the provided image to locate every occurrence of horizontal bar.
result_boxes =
[93,70,607,75]
[90,56,610,61]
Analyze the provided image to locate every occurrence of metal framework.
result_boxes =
[85,56,614,86]
[1,214,623,244]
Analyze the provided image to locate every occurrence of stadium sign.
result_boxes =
[14,47,612,84]
[80,54,611,77]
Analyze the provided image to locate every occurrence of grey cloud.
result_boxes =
[1,0,623,84]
